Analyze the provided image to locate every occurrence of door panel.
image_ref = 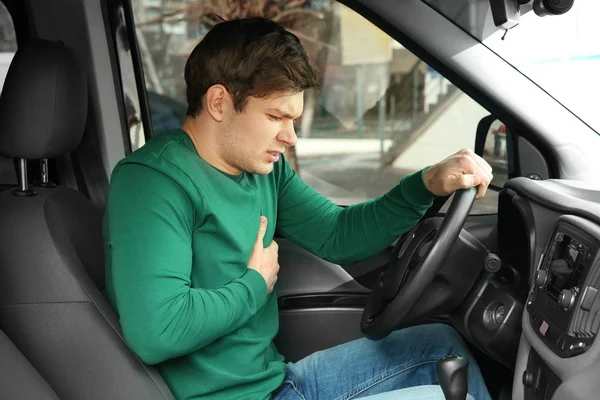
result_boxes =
[275,213,498,361]
[275,308,364,363]
[276,239,370,298]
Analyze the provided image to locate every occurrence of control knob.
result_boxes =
[535,270,548,287]
[558,289,575,308]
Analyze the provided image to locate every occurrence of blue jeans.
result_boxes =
[273,323,491,400]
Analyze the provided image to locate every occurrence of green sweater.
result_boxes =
[104,129,436,400]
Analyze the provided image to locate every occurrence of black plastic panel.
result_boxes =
[465,279,523,369]
[276,239,371,298]
[275,308,364,363]
[523,349,561,400]
[517,136,550,180]
[505,178,600,227]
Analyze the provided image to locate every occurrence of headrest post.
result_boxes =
[12,158,36,197]
[19,158,27,191]
[35,158,56,188]
[41,158,48,184]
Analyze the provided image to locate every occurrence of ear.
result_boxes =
[204,84,230,122]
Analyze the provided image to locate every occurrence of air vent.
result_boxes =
[573,261,600,337]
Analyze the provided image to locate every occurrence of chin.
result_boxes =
[249,162,275,175]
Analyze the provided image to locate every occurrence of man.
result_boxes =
[104,17,493,400]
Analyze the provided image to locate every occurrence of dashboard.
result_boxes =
[273,174,600,398]
[500,177,600,400]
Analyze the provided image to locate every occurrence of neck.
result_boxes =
[181,114,242,176]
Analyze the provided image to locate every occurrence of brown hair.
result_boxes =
[184,17,319,116]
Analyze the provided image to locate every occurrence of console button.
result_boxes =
[567,341,587,356]
[580,286,598,311]
[523,370,534,387]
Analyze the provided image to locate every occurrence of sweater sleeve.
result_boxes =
[105,162,268,365]
[275,159,436,264]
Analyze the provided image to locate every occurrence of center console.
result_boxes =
[527,221,600,358]
[498,179,600,400]
[522,220,600,399]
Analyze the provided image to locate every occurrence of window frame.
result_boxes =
[106,0,154,155]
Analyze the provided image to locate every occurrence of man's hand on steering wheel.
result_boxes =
[423,148,493,199]
[360,148,494,340]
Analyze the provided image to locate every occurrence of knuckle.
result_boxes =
[458,155,471,166]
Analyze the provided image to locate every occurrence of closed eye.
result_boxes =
[268,115,282,121]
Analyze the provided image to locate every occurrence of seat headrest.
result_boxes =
[0,39,87,160]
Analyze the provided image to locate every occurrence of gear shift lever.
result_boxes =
[436,355,469,400]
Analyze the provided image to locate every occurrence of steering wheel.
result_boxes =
[361,187,477,340]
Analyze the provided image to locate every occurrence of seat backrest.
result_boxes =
[0,39,174,400]
[0,329,59,400]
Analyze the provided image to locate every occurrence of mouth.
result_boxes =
[267,151,282,163]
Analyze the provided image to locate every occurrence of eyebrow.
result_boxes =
[267,108,300,120]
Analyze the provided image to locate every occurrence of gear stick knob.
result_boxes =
[436,355,469,400]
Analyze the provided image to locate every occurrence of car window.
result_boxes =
[0,1,18,188]
[122,0,497,215]
[0,1,16,85]
[108,2,147,152]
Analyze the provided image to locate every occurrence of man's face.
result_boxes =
[217,91,303,175]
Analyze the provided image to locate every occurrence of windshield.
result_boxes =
[424,0,600,134]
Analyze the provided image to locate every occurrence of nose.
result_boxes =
[277,120,298,147]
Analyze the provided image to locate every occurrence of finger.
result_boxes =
[461,154,491,190]
[473,161,492,189]
[472,153,493,181]
[270,240,278,249]
[476,183,487,200]
[461,148,493,178]
[255,216,268,246]
[474,159,493,184]
[456,174,482,190]
[466,162,489,199]
[470,151,493,174]
[464,159,490,200]
[471,168,490,200]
